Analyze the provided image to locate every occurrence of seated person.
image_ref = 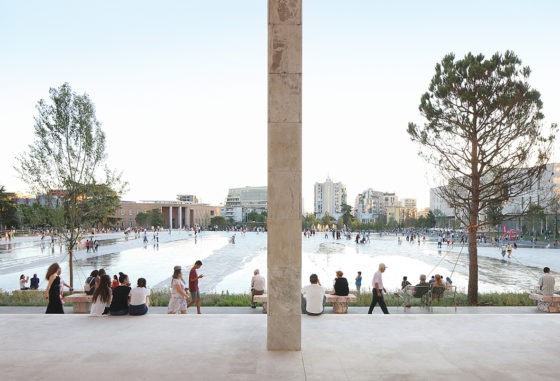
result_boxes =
[30,274,40,290]
[401,276,411,290]
[109,272,131,315]
[90,275,112,316]
[301,274,326,316]
[431,274,445,301]
[19,274,29,290]
[129,277,150,316]
[538,267,555,295]
[333,271,349,296]
[413,274,430,298]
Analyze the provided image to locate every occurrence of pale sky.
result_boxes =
[1,0,559,212]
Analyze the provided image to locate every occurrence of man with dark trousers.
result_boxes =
[368,263,390,314]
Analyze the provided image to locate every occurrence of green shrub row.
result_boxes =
[0,289,534,307]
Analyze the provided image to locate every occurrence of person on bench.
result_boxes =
[333,271,349,296]
[431,274,445,301]
[414,274,430,299]
[302,274,326,316]
[538,267,555,296]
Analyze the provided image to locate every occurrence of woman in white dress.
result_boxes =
[168,266,190,314]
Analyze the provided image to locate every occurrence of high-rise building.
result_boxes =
[221,186,268,223]
[314,177,347,220]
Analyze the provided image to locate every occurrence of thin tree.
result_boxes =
[408,51,556,305]
[16,83,125,287]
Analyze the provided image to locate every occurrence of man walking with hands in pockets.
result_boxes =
[368,263,390,314]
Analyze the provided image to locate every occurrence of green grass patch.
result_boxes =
[0,289,534,307]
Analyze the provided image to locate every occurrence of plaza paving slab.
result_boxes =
[1,312,559,381]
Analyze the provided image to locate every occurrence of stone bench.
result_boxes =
[528,293,560,313]
[252,293,357,314]
[253,294,268,313]
[65,293,93,313]
[324,294,357,313]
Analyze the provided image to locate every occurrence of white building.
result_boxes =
[314,177,347,220]
[221,186,268,223]
[429,162,560,230]
[354,189,384,223]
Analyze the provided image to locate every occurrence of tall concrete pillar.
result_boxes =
[178,207,183,230]
[169,206,173,229]
[267,0,302,351]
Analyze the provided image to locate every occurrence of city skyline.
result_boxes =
[1,1,559,213]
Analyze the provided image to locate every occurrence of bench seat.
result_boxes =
[528,293,560,313]
[65,293,93,314]
[253,293,357,314]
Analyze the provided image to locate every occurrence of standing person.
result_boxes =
[90,275,112,316]
[129,277,150,316]
[367,263,389,315]
[538,267,556,295]
[109,272,131,315]
[30,274,40,290]
[250,269,265,308]
[355,271,362,294]
[333,271,349,296]
[301,274,326,315]
[168,266,189,314]
[44,263,64,314]
[187,260,204,314]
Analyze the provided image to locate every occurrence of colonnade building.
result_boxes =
[115,198,220,229]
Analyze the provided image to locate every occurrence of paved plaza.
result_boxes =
[1,311,559,381]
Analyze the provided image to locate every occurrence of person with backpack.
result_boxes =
[84,270,98,295]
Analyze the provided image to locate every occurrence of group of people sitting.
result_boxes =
[401,274,451,305]
[19,274,40,290]
[301,271,350,315]
[85,269,150,316]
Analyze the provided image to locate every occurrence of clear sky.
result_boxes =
[1,0,559,212]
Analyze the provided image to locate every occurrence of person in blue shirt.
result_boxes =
[30,274,40,290]
[355,271,362,294]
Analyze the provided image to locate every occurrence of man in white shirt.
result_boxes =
[368,263,390,314]
[301,274,326,315]
[538,267,555,295]
[251,269,266,308]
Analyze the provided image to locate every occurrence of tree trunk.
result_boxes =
[467,222,478,305]
[69,247,73,289]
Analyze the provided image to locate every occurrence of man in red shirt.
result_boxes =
[187,260,204,314]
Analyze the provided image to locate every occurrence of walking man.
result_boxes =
[368,263,389,314]
[187,260,204,314]
[251,269,265,308]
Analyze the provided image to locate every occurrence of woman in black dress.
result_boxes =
[333,270,350,296]
[45,262,64,314]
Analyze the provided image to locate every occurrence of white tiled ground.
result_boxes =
[1,313,559,380]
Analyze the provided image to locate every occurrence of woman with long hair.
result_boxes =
[90,275,112,316]
[168,266,189,314]
[45,263,63,314]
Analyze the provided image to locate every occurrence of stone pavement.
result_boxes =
[1,311,559,381]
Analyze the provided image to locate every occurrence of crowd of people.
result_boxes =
[41,260,206,316]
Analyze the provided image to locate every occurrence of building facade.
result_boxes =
[314,177,347,220]
[116,200,220,229]
[429,162,560,231]
[221,186,268,223]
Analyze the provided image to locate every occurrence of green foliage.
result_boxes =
[302,213,318,230]
[340,203,354,228]
[485,202,505,229]
[525,203,545,236]
[246,211,267,229]
[408,51,557,305]
[15,83,126,287]
[0,186,18,230]
[210,216,228,230]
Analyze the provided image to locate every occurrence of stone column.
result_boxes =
[169,206,173,229]
[178,207,183,230]
[267,0,302,351]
